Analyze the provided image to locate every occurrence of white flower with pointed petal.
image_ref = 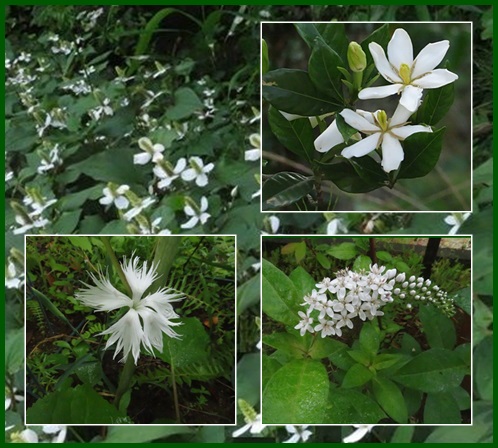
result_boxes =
[75,256,184,364]
[181,156,214,187]
[232,413,266,438]
[283,425,312,443]
[134,137,165,165]
[444,212,471,235]
[314,119,345,153]
[359,28,458,112]
[180,196,210,229]
[327,218,348,235]
[123,197,155,221]
[99,184,129,210]
[343,425,375,443]
[339,104,432,172]
[153,158,187,189]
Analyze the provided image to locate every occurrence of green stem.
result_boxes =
[100,236,133,297]
[170,362,181,423]
[113,355,136,409]
[352,70,363,102]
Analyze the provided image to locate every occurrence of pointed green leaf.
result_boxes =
[263,68,342,116]
[359,321,380,356]
[166,87,203,120]
[262,39,269,75]
[372,376,408,423]
[415,83,455,126]
[423,392,461,423]
[418,305,456,349]
[262,172,314,210]
[325,388,386,424]
[267,106,315,163]
[289,266,316,298]
[308,39,344,102]
[342,363,374,388]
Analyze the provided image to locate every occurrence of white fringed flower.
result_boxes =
[75,256,184,364]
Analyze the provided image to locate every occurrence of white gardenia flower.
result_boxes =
[75,256,184,364]
[99,184,130,210]
[358,28,458,112]
[444,212,471,235]
[343,425,375,443]
[339,104,432,173]
[153,158,187,189]
[180,196,210,229]
[232,413,266,438]
[134,137,165,165]
[181,156,214,187]
[283,425,312,443]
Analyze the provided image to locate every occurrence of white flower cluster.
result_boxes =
[11,189,57,235]
[296,264,455,338]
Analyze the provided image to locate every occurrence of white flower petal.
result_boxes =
[20,429,39,443]
[99,196,113,205]
[343,425,374,443]
[412,69,459,89]
[444,215,458,226]
[245,148,261,161]
[368,42,402,84]
[358,84,402,101]
[199,212,211,224]
[114,195,129,210]
[411,40,450,79]
[181,216,199,229]
[181,168,197,181]
[200,196,209,212]
[399,85,423,112]
[340,109,379,132]
[203,162,214,173]
[279,110,304,121]
[390,124,432,140]
[195,174,209,187]
[232,423,252,438]
[184,205,196,217]
[174,158,187,173]
[388,28,414,68]
[381,133,404,172]
[75,272,133,311]
[116,185,130,194]
[134,152,151,165]
[390,103,413,126]
[314,119,344,153]
[121,256,160,302]
[341,133,381,159]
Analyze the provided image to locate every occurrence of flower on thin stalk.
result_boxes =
[233,399,266,438]
[99,183,129,210]
[338,104,432,172]
[153,158,187,189]
[75,255,184,364]
[134,137,165,165]
[283,425,313,443]
[181,156,214,187]
[444,212,470,235]
[358,28,458,112]
[245,133,261,161]
[180,196,210,229]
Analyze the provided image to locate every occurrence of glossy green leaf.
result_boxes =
[423,391,461,423]
[262,172,314,210]
[268,106,315,162]
[262,259,301,326]
[294,241,306,262]
[372,376,408,423]
[400,333,422,355]
[316,253,331,269]
[352,255,371,272]
[67,236,93,252]
[155,318,210,367]
[325,388,386,424]
[373,353,410,371]
[52,210,81,234]
[27,384,126,424]
[237,275,259,314]
[320,159,386,193]
[316,23,349,63]
[418,305,456,349]
[359,321,380,356]
[309,337,348,360]
[347,349,370,366]
[263,69,342,116]
[263,332,307,358]
[166,87,203,120]
[327,242,357,260]
[289,266,316,298]
[393,348,467,393]
[104,426,193,443]
[397,127,445,179]
[391,426,414,443]
[262,359,329,423]
[262,355,282,393]
[452,286,471,315]
[415,83,455,126]
[342,363,374,388]
[308,38,344,101]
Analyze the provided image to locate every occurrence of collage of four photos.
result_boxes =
[4,4,492,445]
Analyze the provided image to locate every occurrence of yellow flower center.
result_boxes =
[399,63,412,85]
[374,110,389,132]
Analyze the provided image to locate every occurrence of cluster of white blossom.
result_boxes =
[10,189,57,235]
[296,264,455,338]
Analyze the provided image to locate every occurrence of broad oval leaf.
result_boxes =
[262,359,329,423]
[359,321,380,356]
[423,392,461,424]
[262,259,301,326]
[308,337,348,360]
[418,305,456,349]
[342,363,374,388]
[262,172,314,210]
[325,388,386,424]
[328,242,358,260]
[397,127,445,179]
[166,87,203,120]
[263,68,342,116]
[289,266,316,298]
[268,106,315,163]
[392,348,467,393]
[320,159,386,193]
[263,332,307,358]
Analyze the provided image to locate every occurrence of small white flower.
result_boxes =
[123,197,155,221]
[343,425,375,443]
[134,137,165,165]
[99,184,129,210]
[294,311,314,336]
[5,387,24,410]
[75,256,184,364]
[153,158,187,189]
[180,196,210,229]
[5,261,23,289]
[358,28,458,112]
[283,425,312,443]
[327,218,348,235]
[181,157,214,187]
[245,133,261,161]
[262,215,280,235]
[444,212,471,235]
[232,413,266,438]
[338,104,432,172]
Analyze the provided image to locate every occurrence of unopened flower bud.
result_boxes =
[396,273,406,283]
[409,276,416,282]
[347,41,367,73]
[386,268,397,279]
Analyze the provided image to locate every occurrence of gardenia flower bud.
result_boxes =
[347,41,367,72]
